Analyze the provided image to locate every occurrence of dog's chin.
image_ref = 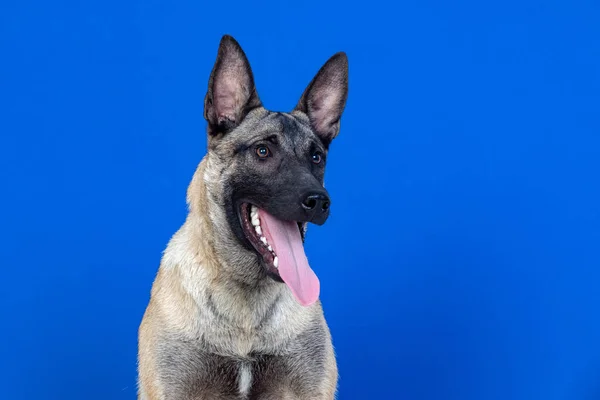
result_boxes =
[237,202,305,282]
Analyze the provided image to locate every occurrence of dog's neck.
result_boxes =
[175,157,280,295]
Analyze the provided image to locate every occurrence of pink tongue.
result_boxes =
[258,209,320,306]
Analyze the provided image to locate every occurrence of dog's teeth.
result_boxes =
[255,226,262,235]
[261,237,268,245]
[267,245,273,251]
[273,256,278,268]
[251,214,259,227]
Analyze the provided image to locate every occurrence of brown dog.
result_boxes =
[138,35,348,399]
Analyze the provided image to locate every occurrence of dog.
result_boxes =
[137,35,348,400]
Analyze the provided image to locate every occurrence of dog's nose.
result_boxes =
[301,192,330,224]
[302,193,330,212]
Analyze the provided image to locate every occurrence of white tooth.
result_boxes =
[267,245,273,251]
[273,256,279,268]
[251,214,259,227]
[251,206,257,217]
[255,226,262,235]
[261,237,268,245]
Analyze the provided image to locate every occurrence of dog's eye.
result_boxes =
[311,151,323,164]
[256,145,271,158]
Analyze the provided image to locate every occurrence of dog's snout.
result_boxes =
[301,192,330,225]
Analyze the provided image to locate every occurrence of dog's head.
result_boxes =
[194,35,348,306]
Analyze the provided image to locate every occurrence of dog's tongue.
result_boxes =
[258,209,320,306]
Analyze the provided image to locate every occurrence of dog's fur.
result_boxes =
[138,35,348,400]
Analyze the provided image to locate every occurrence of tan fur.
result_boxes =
[138,157,338,399]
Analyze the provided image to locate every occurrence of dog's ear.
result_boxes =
[204,35,262,136]
[295,52,348,146]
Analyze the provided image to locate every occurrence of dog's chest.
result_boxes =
[156,332,327,400]
[155,298,330,399]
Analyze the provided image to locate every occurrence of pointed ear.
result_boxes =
[204,35,262,136]
[294,52,348,146]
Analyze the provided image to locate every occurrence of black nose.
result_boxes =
[302,193,330,212]
[301,192,330,224]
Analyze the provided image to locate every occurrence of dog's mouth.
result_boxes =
[239,202,320,306]
[239,203,280,278]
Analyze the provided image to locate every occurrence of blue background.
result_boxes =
[1,0,599,399]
